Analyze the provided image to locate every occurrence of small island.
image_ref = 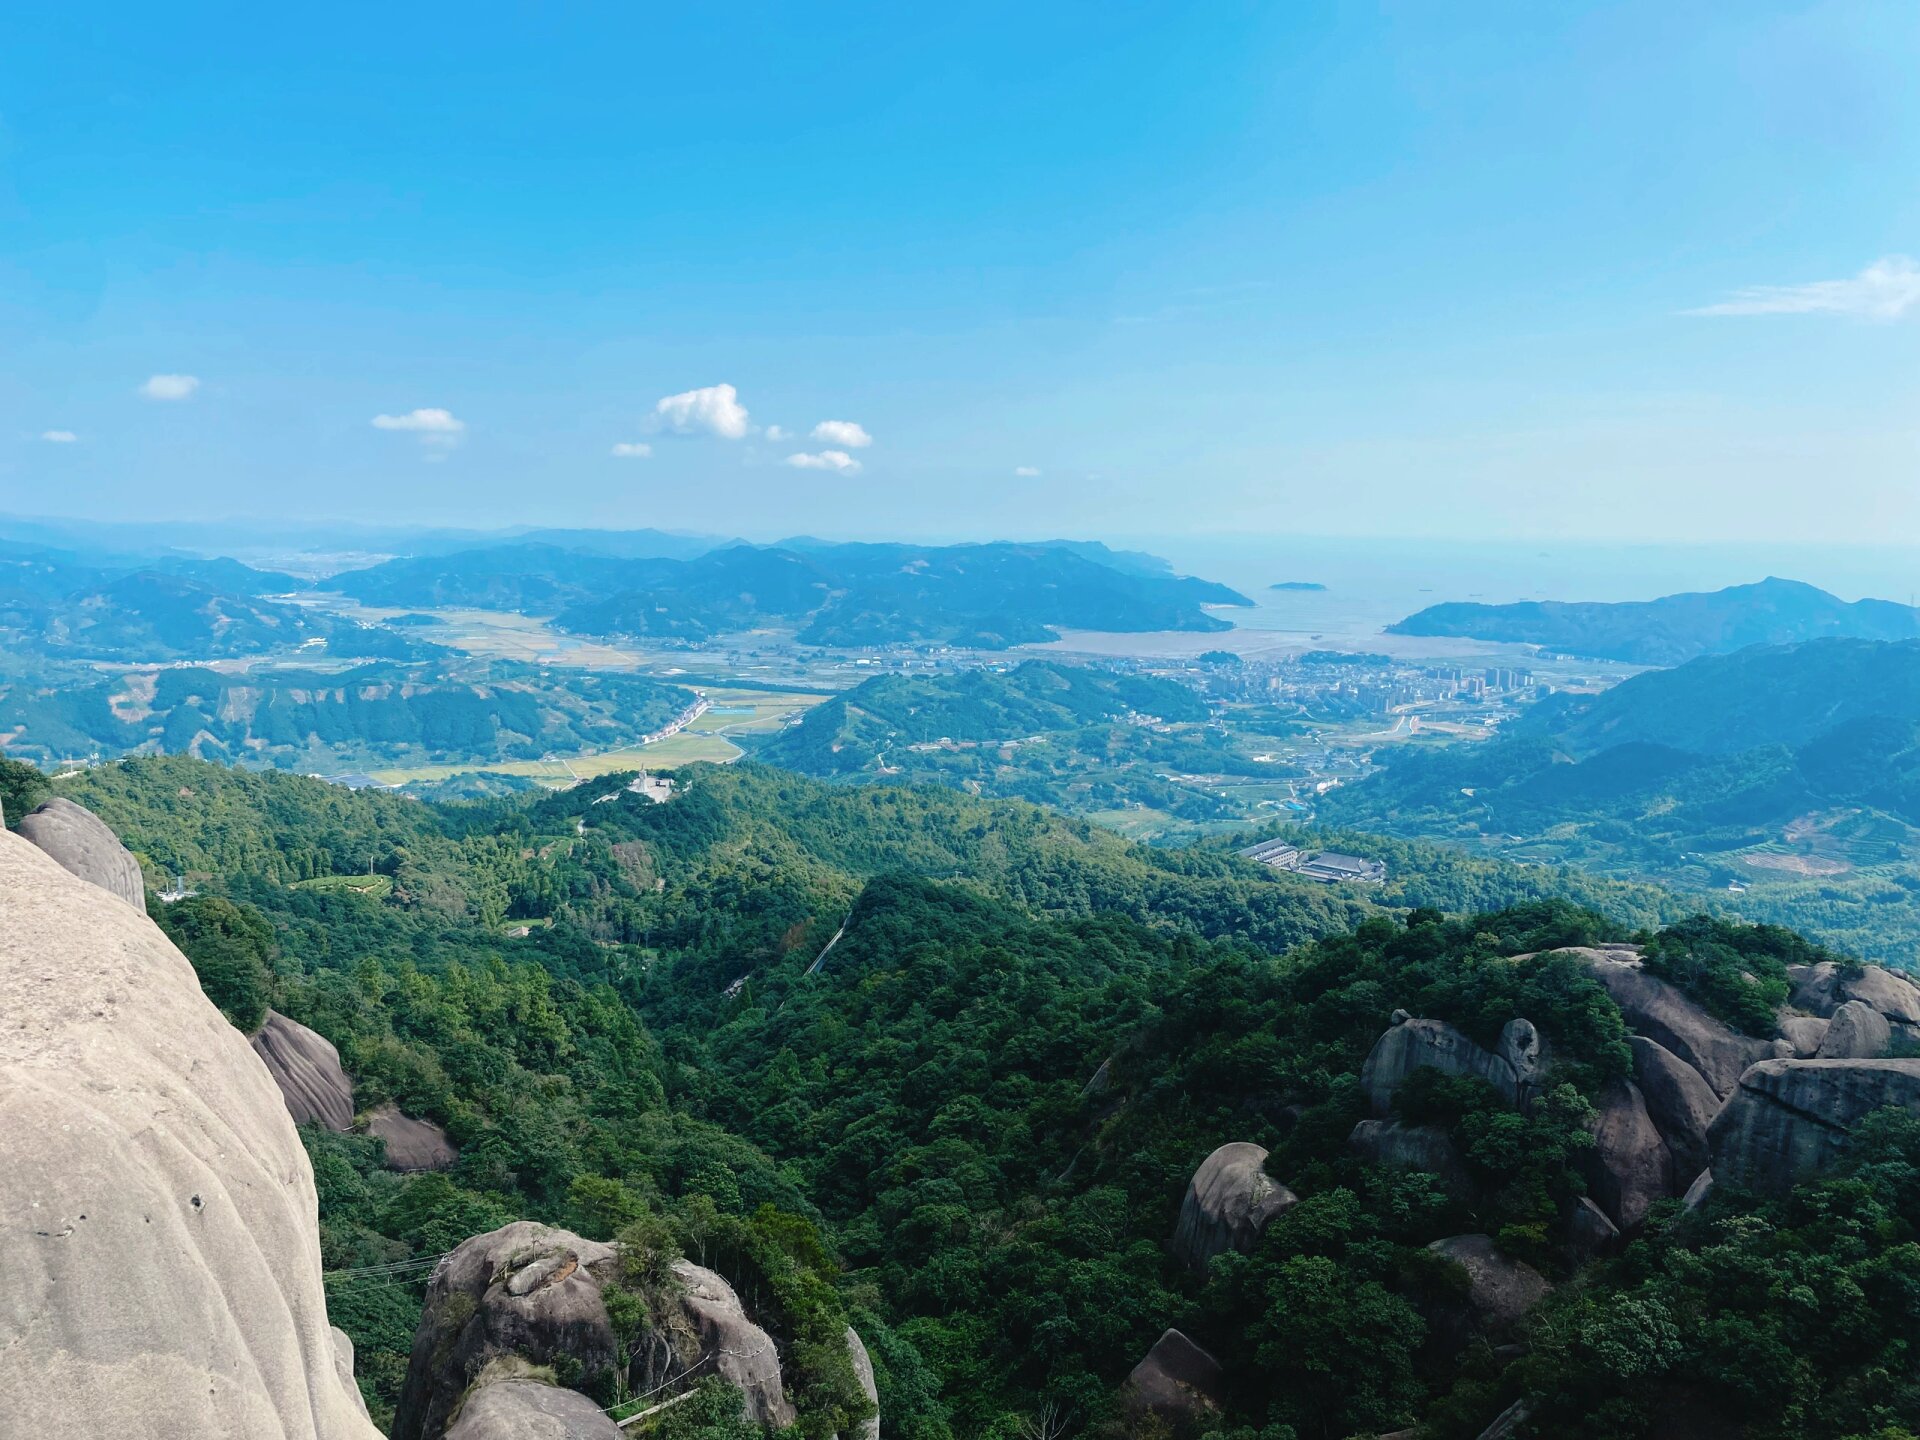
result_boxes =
[1269,580,1326,592]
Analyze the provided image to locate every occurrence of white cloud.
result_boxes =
[1014,465,1041,477]
[786,450,862,473]
[810,419,872,448]
[372,407,464,433]
[140,373,200,400]
[1688,256,1920,320]
[372,408,465,450]
[651,382,750,439]
[764,424,791,441]
[40,430,77,444]
[611,441,653,458]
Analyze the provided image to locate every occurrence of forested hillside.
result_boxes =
[0,660,692,770]
[0,753,1758,1433]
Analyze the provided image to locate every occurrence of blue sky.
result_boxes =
[2,2,1915,545]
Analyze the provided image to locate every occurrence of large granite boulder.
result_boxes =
[667,1261,797,1429]
[1171,1142,1298,1273]
[0,828,379,1438]
[1778,1015,1831,1058]
[1349,1119,1476,1201]
[1584,1079,1672,1231]
[1427,1235,1550,1331]
[1360,1016,1518,1114]
[366,1102,459,1171]
[1789,962,1920,1025]
[14,795,147,909]
[1498,1018,1552,1105]
[445,1378,620,1439]
[1571,951,1778,1098]
[252,1009,357,1131]
[1815,1000,1892,1060]
[1122,1329,1226,1423]
[1708,1058,1920,1192]
[844,1327,880,1440]
[1630,1036,1722,1178]
[391,1222,623,1440]
[1564,1196,1620,1261]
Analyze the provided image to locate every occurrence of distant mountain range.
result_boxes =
[1318,637,1920,958]
[1389,577,1920,665]
[335,539,1250,648]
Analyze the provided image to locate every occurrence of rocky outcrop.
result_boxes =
[252,1009,357,1131]
[1122,1329,1226,1423]
[1708,1058,1920,1192]
[1630,1036,1722,1178]
[1564,1197,1620,1260]
[445,1379,620,1439]
[1778,1015,1830,1057]
[1171,1142,1297,1272]
[844,1327,880,1440]
[1571,950,1779,1098]
[14,795,147,909]
[1789,962,1920,1025]
[366,1102,459,1171]
[392,1222,623,1440]
[1360,1015,1518,1113]
[1584,1079,1672,1231]
[0,824,379,1438]
[1682,1169,1714,1211]
[668,1261,797,1429]
[1349,1120,1475,1202]
[1427,1235,1550,1332]
[1815,1000,1892,1060]
[1498,1018,1551,1104]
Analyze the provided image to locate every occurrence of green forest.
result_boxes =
[14,752,1917,1438]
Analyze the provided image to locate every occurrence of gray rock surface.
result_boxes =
[1497,1018,1551,1103]
[1630,1036,1722,1178]
[844,1327,880,1440]
[1778,1015,1831,1058]
[1570,950,1776,1098]
[1427,1235,1551,1330]
[1682,1169,1714,1211]
[1789,962,1920,1025]
[1815,1000,1893,1060]
[445,1379,619,1439]
[392,1222,622,1440]
[1348,1120,1475,1202]
[0,828,380,1439]
[1565,1196,1620,1260]
[253,1009,357,1131]
[669,1260,797,1429]
[1360,1015,1517,1114]
[1123,1329,1226,1422]
[366,1102,459,1171]
[1170,1141,1298,1273]
[1584,1079,1673,1230]
[15,795,147,909]
[1708,1058,1920,1191]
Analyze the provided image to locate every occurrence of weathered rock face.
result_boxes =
[1123,1329,1226,1423]
[1571,951,1778,1099]
[1171,1142,1298,1273]
[1498,1018,1552,1104]
[366,1102,459,1171]
[1778,1015,1831,1058]
[253,1009,357,1131]
[1815,1000,1893,1060]
[844,1327,880,1440]
[1584,1079,1673,1231]
[1360,1015,1517,1114]
[444,1379,620,1439]
[1708,1058,1920,1192]
[392,1222,622,1440]
[1789,962,1920,1026]
[0,827,380,1439]
[1564,1196,1620,1260]
[1682,1169,1714,1211]
[1630,1036,1722,1179]
[1349,1119,1476,1201]
[668,1261,797,1429]
[1427,1234,1551,1332]
[15,795,147,909]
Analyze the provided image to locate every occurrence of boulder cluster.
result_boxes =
[390,1220,878,1440]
